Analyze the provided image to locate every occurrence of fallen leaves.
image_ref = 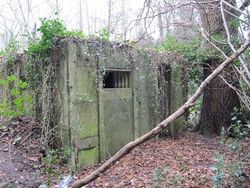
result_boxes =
[75,133,250,187]
[0,116,249,187]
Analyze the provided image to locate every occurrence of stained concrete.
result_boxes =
[0,38,188,171]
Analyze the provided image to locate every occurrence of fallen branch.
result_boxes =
[18,130,36,146]
[0,132,8,140]
[71,40,250,188]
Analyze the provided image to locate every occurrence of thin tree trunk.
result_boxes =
[157,10,164,41]
[71,40,250,188]
[56,0,59,18]
[79,0,83,31]
[85,0,90,34]
[107,0,112,34]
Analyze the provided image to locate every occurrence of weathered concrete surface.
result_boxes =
[50,39,188,170]
[100,88,134,159]
[169,63,188,138]
[56,39,169,170]
[0,38,187,171]
[66,41,99,171]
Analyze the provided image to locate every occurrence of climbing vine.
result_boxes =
[156,36,207,130]
[24,18,85,150]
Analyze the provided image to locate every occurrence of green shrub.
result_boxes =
[0,75,32,118]
[212,113,250,187]
[25,18,85,55]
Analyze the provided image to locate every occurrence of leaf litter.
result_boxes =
[0,117,249,188]
[75,133,250,188]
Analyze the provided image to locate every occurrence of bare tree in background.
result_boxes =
[130,0,200,46]
[196,0,250,135]
[0,0,56,49]
[157,3,164,41]
[106,0,131,40]
[195,0,238,135]
[56,0,59,17]
[85,0,91,34]
[79,0,83,31]
[107,0,112,33]
[171,3,199,42]
[0,0,34,47]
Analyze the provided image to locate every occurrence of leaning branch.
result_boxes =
[71,41,250,188]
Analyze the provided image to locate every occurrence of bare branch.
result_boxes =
[200,26,228,58]
[220,75,250,111]
[221,0,248,16]
[220,0,250,80]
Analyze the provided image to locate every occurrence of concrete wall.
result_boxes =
[55,39,187,170]
[55,39,161,170]
[0,38,188,171]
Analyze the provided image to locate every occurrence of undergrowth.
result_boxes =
[0,18,112,176]
[212,110,250,188]
[42,147,71,185]
[25,18,84,55]
[24,18,86,150]
[0,75,32,118]
[0,40,32,119]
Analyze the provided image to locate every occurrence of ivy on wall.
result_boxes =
[0,40,32,119]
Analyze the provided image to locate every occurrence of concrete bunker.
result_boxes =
[55,39,187,170]
[0,38,188,171]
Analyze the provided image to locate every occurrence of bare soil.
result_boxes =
[0,117,46,187]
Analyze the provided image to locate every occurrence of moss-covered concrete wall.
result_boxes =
[54,39,188,170]
[0,38,188,171]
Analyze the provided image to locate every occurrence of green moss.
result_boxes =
[77,147,99,169]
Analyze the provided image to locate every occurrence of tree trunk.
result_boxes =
[197,59,240,136]
[197,0,240,136]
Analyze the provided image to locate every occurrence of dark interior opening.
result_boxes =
[103,70,131,88]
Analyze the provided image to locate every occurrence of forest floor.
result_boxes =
[0,117,250,187]
[76,133,250,188]
[0,117,43,187]
[0,117,68,187]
